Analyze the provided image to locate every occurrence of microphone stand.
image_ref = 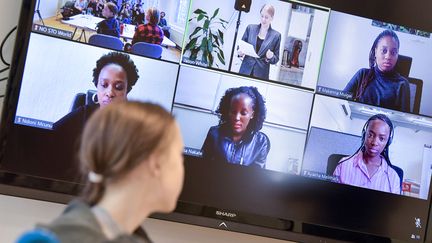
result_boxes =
[35,0,45,26]
[228,11,242,72]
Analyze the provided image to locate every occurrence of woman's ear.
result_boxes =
[146,153,162,178]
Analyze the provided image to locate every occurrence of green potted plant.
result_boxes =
[184,8,228,68]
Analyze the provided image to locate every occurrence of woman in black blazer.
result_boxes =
[238,4,281,80]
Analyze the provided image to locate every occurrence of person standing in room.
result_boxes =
[333,114,401,194]
[343,30,411,112]
[33,101,184,243]
[201,86,270,168]
[96,2,121,37]
[132,7,164,45]
[237,4,281,80]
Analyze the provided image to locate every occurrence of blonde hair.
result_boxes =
[147,7,160,25]
[260,4,275,18]
[79,101,176,205]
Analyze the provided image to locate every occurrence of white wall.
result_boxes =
[318,11,432,116]
[36,0,61,20]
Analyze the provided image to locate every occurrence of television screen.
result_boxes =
[1,0,432,242]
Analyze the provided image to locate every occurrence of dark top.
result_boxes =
[96,17,121,38]
[255,36,263,53]
[343,66,411,112]
[238,24,281,80]
[201,124,271,168]
[38,200,152,243]
[158,18,168,28]
[51,105,98,180]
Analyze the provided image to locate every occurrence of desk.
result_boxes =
[62,14,176,47]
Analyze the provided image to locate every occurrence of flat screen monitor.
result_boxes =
[1,0,432,242]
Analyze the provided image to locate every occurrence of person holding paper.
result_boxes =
[238,4,281,80]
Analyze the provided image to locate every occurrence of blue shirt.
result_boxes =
[96,17,120,38]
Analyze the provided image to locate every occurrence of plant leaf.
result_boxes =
[217,52,225,65]
[219,18,229,23]
[185,37,198,50]
[203,19,210,30]
[208,52,214,67]
[193,9,208,16]
[211,8,219,20]
[208,35,213,53]
[197,14,205,22]
[218,30,224,45]
[202,49,208,64]
[200,37,208,51]
[213,34,219,46]
[189,27,202,39]
[190,47,199,61]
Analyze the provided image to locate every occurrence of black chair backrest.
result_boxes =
[394,54,412,78]
[390,164,404,192]
[70,90,97,112]
[327,154,347,175]
[408,77,423,114]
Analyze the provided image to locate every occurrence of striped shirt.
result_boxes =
[333,151,401,194]
[132,23,164,45]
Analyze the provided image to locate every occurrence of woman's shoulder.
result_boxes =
[269,26,282,37]
[37,200,105,243]
[254,130,270,143]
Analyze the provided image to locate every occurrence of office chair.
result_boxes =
[131,42,163,59]
[88,34,124,51]
[70,90,97,112]
[393,54,425,113]
[394,54,412,78]
[408,77,423,114]
[16,228,59,243]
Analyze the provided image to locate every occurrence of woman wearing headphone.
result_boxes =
[333,114,401,194]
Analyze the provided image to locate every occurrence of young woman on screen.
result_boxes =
[37,101,184,242]
[343,30,411,112]
[201,86,270,168]
[333,114,401,194]
[52,52,139,178]
[53,51,138,129]
[237,4,281,80]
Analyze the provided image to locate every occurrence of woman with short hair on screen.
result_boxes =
[38,101,184,242]
[343,30,410,112]
[201,86,270,168]
[333,114,401,194]
[53,51,139,130]
[52,51,139,178]
[237,4,281,80]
